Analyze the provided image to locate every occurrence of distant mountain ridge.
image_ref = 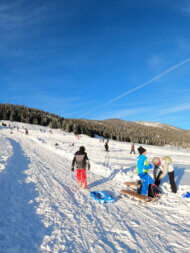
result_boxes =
[0,103,64,128]
[61,118,190,148]
[1,103,190,148]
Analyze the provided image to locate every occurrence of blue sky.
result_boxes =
[1,0,190,129]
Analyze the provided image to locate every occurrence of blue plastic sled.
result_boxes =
[182,192,190,198]
[90,191,114,204]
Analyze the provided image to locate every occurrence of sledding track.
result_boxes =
[0,123,190,252]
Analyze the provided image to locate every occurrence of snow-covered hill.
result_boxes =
[0,121,190,253]
[134,121,182,130]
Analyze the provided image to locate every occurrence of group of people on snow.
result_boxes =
[137,146,177,197]
[71,142,177,196]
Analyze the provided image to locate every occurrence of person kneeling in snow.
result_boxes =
[137,146,153,196]
[152,156,177,193]
[71,146,90,189]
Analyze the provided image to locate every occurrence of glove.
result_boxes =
[148,164,153,169]
[71,167,74,172]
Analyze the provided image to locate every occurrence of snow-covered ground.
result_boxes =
[135,121,182,131]
[0,121,190,253]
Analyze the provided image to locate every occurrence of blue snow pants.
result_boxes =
[138,173,153,196]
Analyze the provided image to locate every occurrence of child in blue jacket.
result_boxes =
[137,146,153,196]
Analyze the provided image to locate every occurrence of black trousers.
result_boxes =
[155,171,162,187]
[155,171,177,193]
[168,171,177,193]
[130,150,135,154]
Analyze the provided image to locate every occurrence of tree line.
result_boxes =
[0,103,64,128]
[61,118,190,148]
[1,103,190,148]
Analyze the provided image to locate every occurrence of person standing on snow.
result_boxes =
[137,146,153,196]
[105,140,109,152]
[130,143,135,154]
[71,146,90,189]
[152,156,177,193]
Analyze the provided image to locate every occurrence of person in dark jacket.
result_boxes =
[105,140,109,152]
[71,146,90,189]
[25,128,28,135]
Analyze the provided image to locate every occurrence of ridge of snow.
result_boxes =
[135,121,181,130]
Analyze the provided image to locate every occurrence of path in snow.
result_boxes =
[0,138,52,252]
[0,123,190,252]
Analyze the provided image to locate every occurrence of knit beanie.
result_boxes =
[138,146,146,155]
[79,146,85,152]
[152,157,160,165]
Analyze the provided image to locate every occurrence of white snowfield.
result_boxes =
[134,121,182,131]
[0,121,190,253]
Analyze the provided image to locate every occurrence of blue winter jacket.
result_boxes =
[137,154,149,175]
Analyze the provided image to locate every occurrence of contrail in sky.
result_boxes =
[79,57,190,118]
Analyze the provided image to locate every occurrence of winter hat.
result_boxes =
[138,146,146,155]
[152,157,160,165]
[79,146,85,152]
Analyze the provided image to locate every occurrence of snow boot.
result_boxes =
[137,180,142,194]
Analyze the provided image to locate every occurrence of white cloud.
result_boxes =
[91,98,190,123]
[80,58,190,118]
[159,102,190,116]
[96,107,146,120]
[166,0,190,15]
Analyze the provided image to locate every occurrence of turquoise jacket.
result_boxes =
[137,154,149,175]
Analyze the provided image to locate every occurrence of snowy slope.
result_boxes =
[0,121,190,253]
[135,121,182,131]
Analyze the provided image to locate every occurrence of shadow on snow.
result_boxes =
[0,139,52,253]
[160,165,187,188]
[88,160,135,203]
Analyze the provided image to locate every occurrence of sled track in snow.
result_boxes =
[0,126,190,252]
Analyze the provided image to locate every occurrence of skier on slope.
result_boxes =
[152,156,177,193]
[71,146,90,189]
[136,146,153,196]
